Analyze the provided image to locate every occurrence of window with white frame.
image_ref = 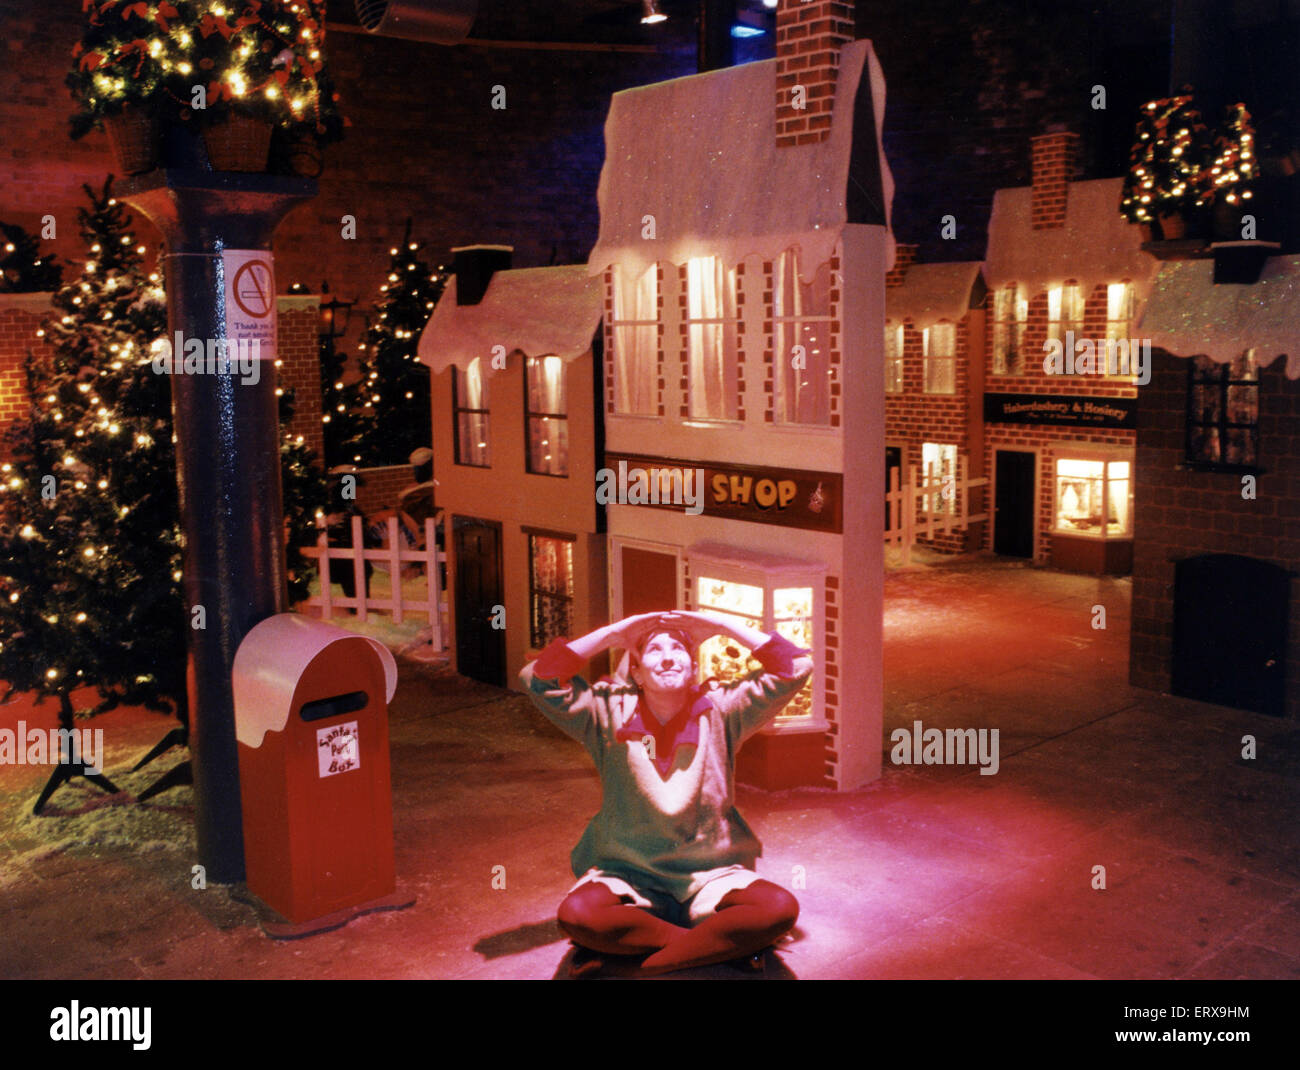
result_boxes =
[1054,451,1134,538]
[685,255,740,421]
[921,441,957,514]
[885,323,904,393]
[1104,282,1135,343]
[693,568,818,726]
[991,283,1027,375]
[610,262,658,416]
[525,355,568,476]
[453,357,489,467]
[773,250,834,424]
[1047,283,1085,344]
[922,322,956,394]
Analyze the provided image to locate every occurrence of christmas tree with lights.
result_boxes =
[0,222,63,293]
[346,226,449,466]
[0,179,330,810]
[1205,103,1259,210]
[1120,91,1212,231]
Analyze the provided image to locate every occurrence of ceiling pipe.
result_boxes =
[354,0,477,43]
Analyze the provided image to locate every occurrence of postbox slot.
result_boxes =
[299,691,369,722]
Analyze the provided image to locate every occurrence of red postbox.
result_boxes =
[232,613,399,927]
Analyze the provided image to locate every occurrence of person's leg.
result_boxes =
[557,881,687,957]
[638,879,799,975]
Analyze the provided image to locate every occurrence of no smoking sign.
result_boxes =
[222,249,277,360]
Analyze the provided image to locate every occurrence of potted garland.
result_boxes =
[68,2,345,176]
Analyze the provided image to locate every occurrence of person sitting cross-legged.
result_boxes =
[519,609,814,977]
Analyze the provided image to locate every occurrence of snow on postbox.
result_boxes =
[233,613,398,925]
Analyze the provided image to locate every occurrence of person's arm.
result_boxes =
[517,612,667,747]
[661,610,814,744]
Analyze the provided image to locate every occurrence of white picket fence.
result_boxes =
[886,455,989,565]
[298,511,448,649]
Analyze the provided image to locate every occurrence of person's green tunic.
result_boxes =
[519,633,814,903]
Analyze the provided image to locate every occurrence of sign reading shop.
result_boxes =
[984,392,1136,429]
[602,453,843,534]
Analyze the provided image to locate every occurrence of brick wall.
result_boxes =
[0,295,50,456]
[822,571,839,787]
[982,280,1139,562]
[775,0,855,148]
[1129,348,1300,719]
[276,296,324,459]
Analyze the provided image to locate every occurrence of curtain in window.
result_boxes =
[686,256,739,420]
[612,263,657,415]
[774,250,832,423]
[527,355,568,475]
[457,357,489,466]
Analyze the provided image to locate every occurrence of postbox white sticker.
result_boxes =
[318,721,360,777]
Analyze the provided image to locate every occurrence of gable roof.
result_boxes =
[587,39,894,284]
[886,262,983,329]
[1140,256,1300,379]
[983,177,1158,300]
[416,265,602,375]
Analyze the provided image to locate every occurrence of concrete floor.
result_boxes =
[1,556,1296,980]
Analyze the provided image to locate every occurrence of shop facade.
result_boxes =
[586,13,894,790]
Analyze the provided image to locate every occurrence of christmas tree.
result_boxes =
[317,284,368,470]
[0,178,330,809]
[1120,91,1212,226]
[0,222,63,293]
[347,225,449,466]
[1205,103,1258,208]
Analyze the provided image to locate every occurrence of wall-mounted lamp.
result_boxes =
[354,0,477,43]
[641,1,668,25]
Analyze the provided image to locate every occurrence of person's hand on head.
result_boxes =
[657,610,727,649]
[607,611,670,655]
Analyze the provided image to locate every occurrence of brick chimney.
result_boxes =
[775,0,855,148]
[886,244,917,287]
[452,244,513,305]
[1030,131,1080,230]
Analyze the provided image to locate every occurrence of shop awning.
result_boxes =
[586,39,894,284]
[1139,257,1300,378]
[983,177,1158,301]
[886,262,983,329]
[416,265,603,375]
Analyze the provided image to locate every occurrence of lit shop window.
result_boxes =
[1054,457,1133,538]
[610,262,658,416]
[773,250,834,424]
[921,441,957,514]
[525,355,568,477]
[1186,351,1260,470]
[453,357,489,468]
[685,256,740,421]
[528,533,574,648]
[922,323,956,394]
[695,573,816,725]
[991,283,1027,375]
[1047,283,1085,345]
[884,323,904,394]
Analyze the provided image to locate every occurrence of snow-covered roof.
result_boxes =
[417,264,603,375]
[983,177,1158,300]
[1139,256,1300,379]
[886,261,982,329]
[587,39,894,284]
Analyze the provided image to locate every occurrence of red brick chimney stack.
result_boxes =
[1030,131,1080,230]
[886,243,917,287]
[775,0,855,148]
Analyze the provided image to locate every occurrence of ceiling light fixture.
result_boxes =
[641,0,667,25]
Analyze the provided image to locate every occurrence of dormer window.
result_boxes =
[772,250,834,424]
[685,255,741,421]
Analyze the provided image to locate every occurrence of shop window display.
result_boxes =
[1054,458,1132,537]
